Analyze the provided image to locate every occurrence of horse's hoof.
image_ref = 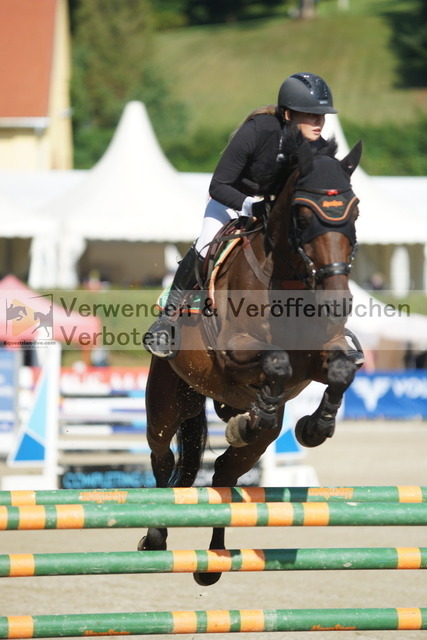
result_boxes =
[193,571,222,586]
[225,412,252,447]
[295,415,329,448]
[137,529,167,551]
[262,350,292,381]
[327,354,356,389]
[137,535,150,550]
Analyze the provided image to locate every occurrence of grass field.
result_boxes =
[152,0,426,134]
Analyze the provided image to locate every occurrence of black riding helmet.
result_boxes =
[278,72,337,114]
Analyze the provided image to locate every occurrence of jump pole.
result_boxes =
[1,485,426,506]
[1,547,426,577]
[2,501,427,530]
[1,608,427,637]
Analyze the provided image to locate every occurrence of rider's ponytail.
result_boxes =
[241,104,279,123]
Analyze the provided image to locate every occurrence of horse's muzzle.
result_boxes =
[317,293,353,324]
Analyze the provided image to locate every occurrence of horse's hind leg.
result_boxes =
[193,421,282,587]
[295,352,356,448]
[138,357,205,551]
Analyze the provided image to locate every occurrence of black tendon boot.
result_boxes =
[345,328,365,369]
[144,245,203,359]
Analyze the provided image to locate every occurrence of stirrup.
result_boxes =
[143,317,181,360]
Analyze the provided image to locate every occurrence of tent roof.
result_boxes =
[42,102,206,242]
[370,176,427,223]
[0,193,54,238]
[0,170,86,209]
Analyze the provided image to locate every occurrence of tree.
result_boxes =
[393,0,427,87]
[71,0,188,167]
[148,0,189,28]
[176,0,286,25]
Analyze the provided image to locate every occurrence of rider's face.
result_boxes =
[284,110,325,142]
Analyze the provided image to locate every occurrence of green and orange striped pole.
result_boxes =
[1,608,427,637]
[1,501,427,530]
[1,547,426,577]
[1,485,426,506]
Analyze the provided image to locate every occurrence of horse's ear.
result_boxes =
[298,140,313,175]
[340,140,363,176]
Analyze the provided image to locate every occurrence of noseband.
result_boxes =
[297,243,358,289]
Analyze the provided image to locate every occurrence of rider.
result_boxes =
[144,72,364,364]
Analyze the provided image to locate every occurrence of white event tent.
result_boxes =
[43,101,204,242]
[34,101,207,287]
[348,279,427,350]
[321,115,427,245]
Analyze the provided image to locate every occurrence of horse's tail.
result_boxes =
[169,404,208,488]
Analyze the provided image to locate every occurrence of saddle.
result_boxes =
[156,217,264,317]
[199,217,266,291]
[199,219,243,287]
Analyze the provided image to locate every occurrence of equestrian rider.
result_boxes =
[144,72,364,364]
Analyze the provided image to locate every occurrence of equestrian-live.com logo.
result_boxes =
[4,293,53,343]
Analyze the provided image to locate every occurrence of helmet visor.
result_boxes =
[290,104,338,115]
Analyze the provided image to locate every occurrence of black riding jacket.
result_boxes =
[209,112,285,211]
[209,112,328,212]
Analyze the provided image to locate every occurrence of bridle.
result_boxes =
[296,242,358,290]
[289,180,359,289]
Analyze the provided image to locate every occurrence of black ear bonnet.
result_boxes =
[292,154,359,245]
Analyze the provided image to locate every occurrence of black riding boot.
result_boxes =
[144,245,203,359]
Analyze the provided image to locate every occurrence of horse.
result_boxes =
[139,136,363,586]
[6,304,27,321]
[32,307,53,336]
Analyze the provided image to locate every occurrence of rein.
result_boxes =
[211,224,261,245]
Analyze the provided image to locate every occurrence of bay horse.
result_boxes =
[139,137,363,586]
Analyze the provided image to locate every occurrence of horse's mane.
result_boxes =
[267,124,338,196]
[279,123,338,165]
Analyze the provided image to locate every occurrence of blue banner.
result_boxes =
[344,371,427,419]
[0,349,18,432]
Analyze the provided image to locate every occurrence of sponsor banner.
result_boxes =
[345,371,427,419]
[21,366,150,394]
[59,366,149,395]
[60,463,260,490]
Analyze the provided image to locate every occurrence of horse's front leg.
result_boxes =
[295,351,356,448]
[193,423,282,587]
[138,358,202,552]
[137,446,175,551]
[225,349,291,447]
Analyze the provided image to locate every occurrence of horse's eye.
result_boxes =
[296,209,312,229]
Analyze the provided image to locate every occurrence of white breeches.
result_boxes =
[195,198,238,257]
